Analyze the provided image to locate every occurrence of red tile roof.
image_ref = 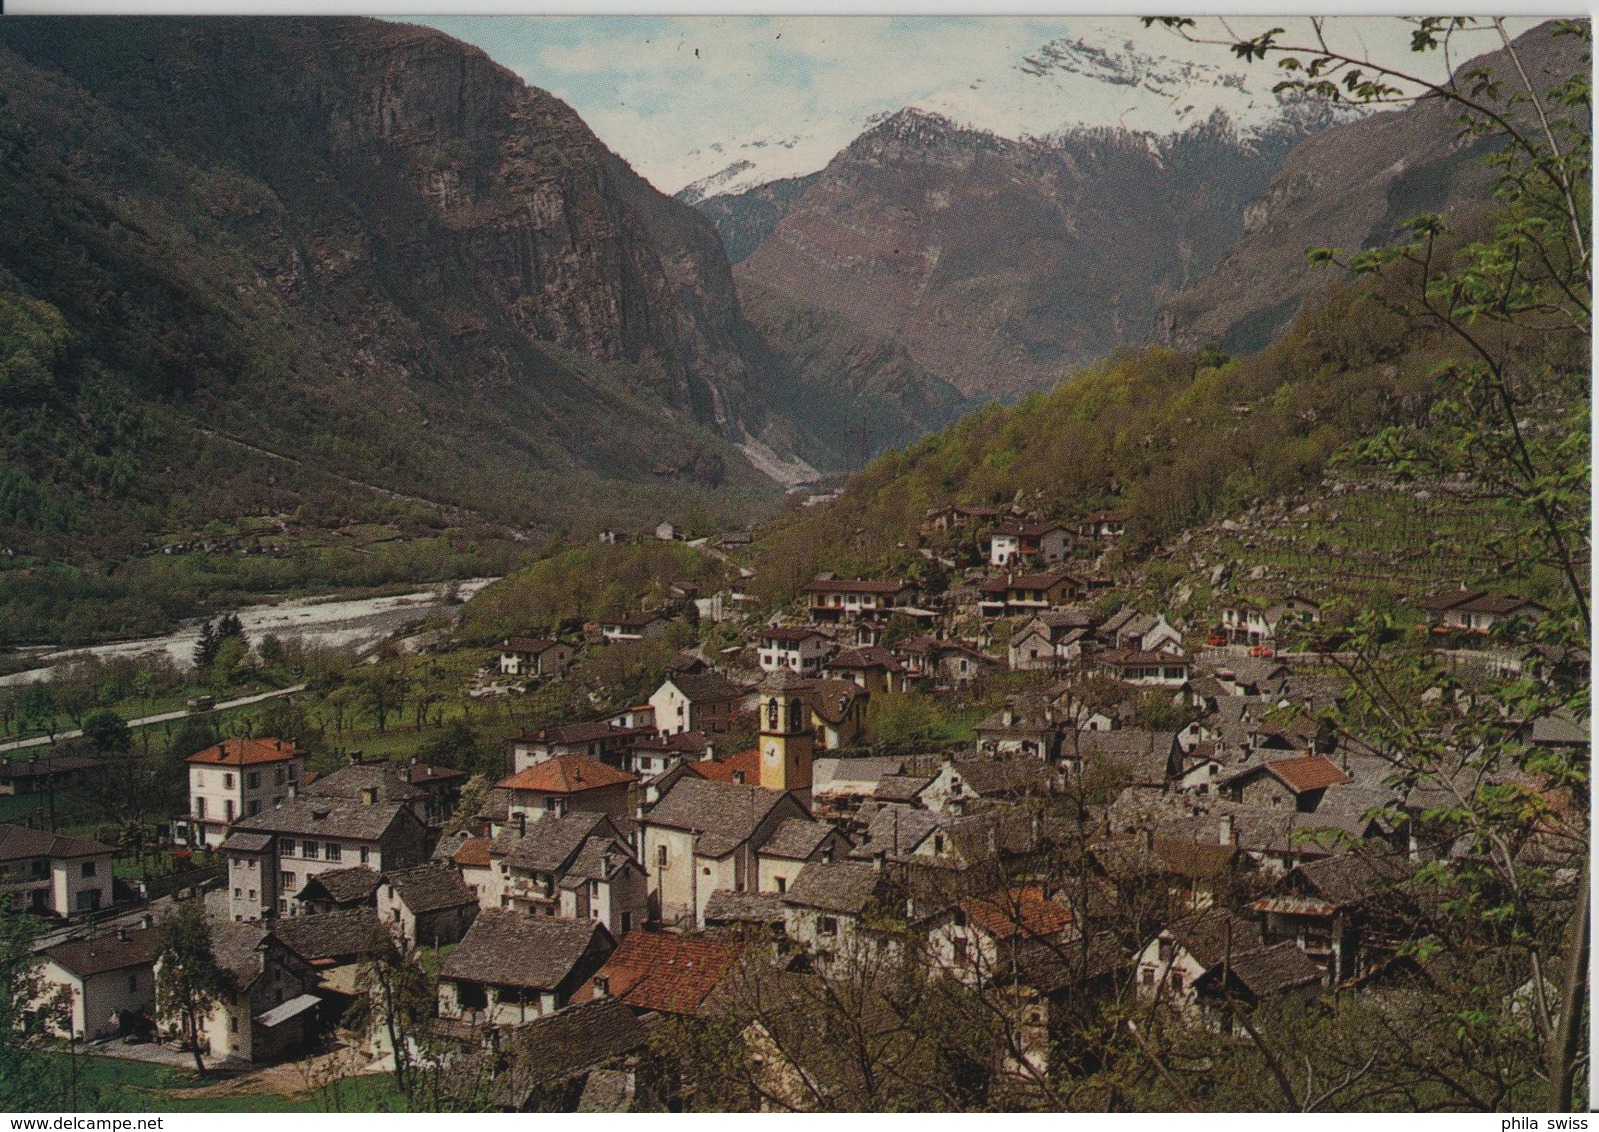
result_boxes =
[691,748,761,785]
[1265,754,1352,794]
[573,931,742,1015]
[497,755,636,794]
[187,737,305,766]
[454,838,492,868]
[960,885,1074,941]
[804,578,912,595]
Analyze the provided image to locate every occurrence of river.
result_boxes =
[0,577,499,687]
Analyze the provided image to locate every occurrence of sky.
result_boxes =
[406,16,1538,196]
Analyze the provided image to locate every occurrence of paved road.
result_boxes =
[0,683,307,755]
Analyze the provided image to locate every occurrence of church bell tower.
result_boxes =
[758,669,813,797]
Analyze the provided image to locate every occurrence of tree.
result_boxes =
[357,666,409,734]
[345,925,433,1101]
[0,892,70,1109]
[1149,15,1590,1110]
[82,709,131,756]
[154,902,236,1076]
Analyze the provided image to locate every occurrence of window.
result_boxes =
[281,871,296,890]
[276,769,286,786]
[359,847,370,865]
[196,797,207,819]
[279,899,288,914]
[195,772,205,787]
[223,773,234,789]
[81,861,96,879]
[248,889,256,901]
[1158,940,1174,965]
[128,973,138,993]
[933,834,945,854]
[775,876,786,894]
[301,840,317,858]
[229,1016,238,1033]
[76,890,100,911]
[248,800,261,817]
[325,843,342,862]
[223,800,234,821]
[953,938,968,962]
[279,840,293,857]
[247,772,260,790]
[657,845,668,867]
[234,887,242,898]
[819,916,838,937]
[620,912,632,932]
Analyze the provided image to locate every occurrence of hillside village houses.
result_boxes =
[14,492,1578,1102]
[185,737,307,849]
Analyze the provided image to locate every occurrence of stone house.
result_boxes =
[437,912,614,1027]
[754,817,853,897]
[376,861,479,948]
[223,796,430,922]
[162,918,320,1065]
[638,777,809,929]
[511,721,655,772]
[757,627,831,676]
[649,672,749,736]
[498,637,574,678]
[802,577,918,623]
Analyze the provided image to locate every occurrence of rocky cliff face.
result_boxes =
[679,172,820,266]
[0,17,853,546]
[734,107,1323,400]
[1154,21,1588,353]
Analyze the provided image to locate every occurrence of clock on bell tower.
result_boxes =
[757,669,813,795]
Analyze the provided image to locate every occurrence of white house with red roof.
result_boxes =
[497,755,637,825]
[185,737,306,849]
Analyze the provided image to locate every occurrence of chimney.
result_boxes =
[410,756,417,766]
[601,854,612,879]
[116,928,128,942]
[1219,814,1235,846]
[593,974,610,999]
[872,850,886,872]
[732,770,745,785]
[517,813,527,839]
[287,783,297,799]
[350,750,364,765]
[820,843,833,865]
[701,746,715,762]
[139,914,154,930]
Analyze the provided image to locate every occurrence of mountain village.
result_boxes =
[4,493,1578,1110]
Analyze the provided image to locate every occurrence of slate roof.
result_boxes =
[643,778,791,857]
[1531,711,1588,745]
[272,908,383,964]
[218,831,274,854]
[803,578,913,595]
[1072,730,1177,784]
[1417,588,1488,613]
[187,737,304,766]
[1291,852,1416,908]
[502,637,562,654]
[812,757,904,796]
[0,823,114,862]
[1165,909,1265,970]
[782,860,886,914]
[703,889,787,925]
[233,796,415,842]
[488,998,650,1108]
[297,866,381,906]
[759,818,839,861]
[949,755,1059,797]
[763,627,824,644]
[872,774,935,802]
[497,756,636,794]
[1221,941,1324,998]
[827,647,906,672]
[0,756,98,781]
[383,861,477,913]
[491,812,618,874]
[558,836,639,887]
[44,926,161,978]
[207,920,272,987]
[662,672,747,703]
[573,932,742,1015]
[442,911,609,990]
[803,678,865,725]
[515,721,654,747]
[851,805,942,860]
